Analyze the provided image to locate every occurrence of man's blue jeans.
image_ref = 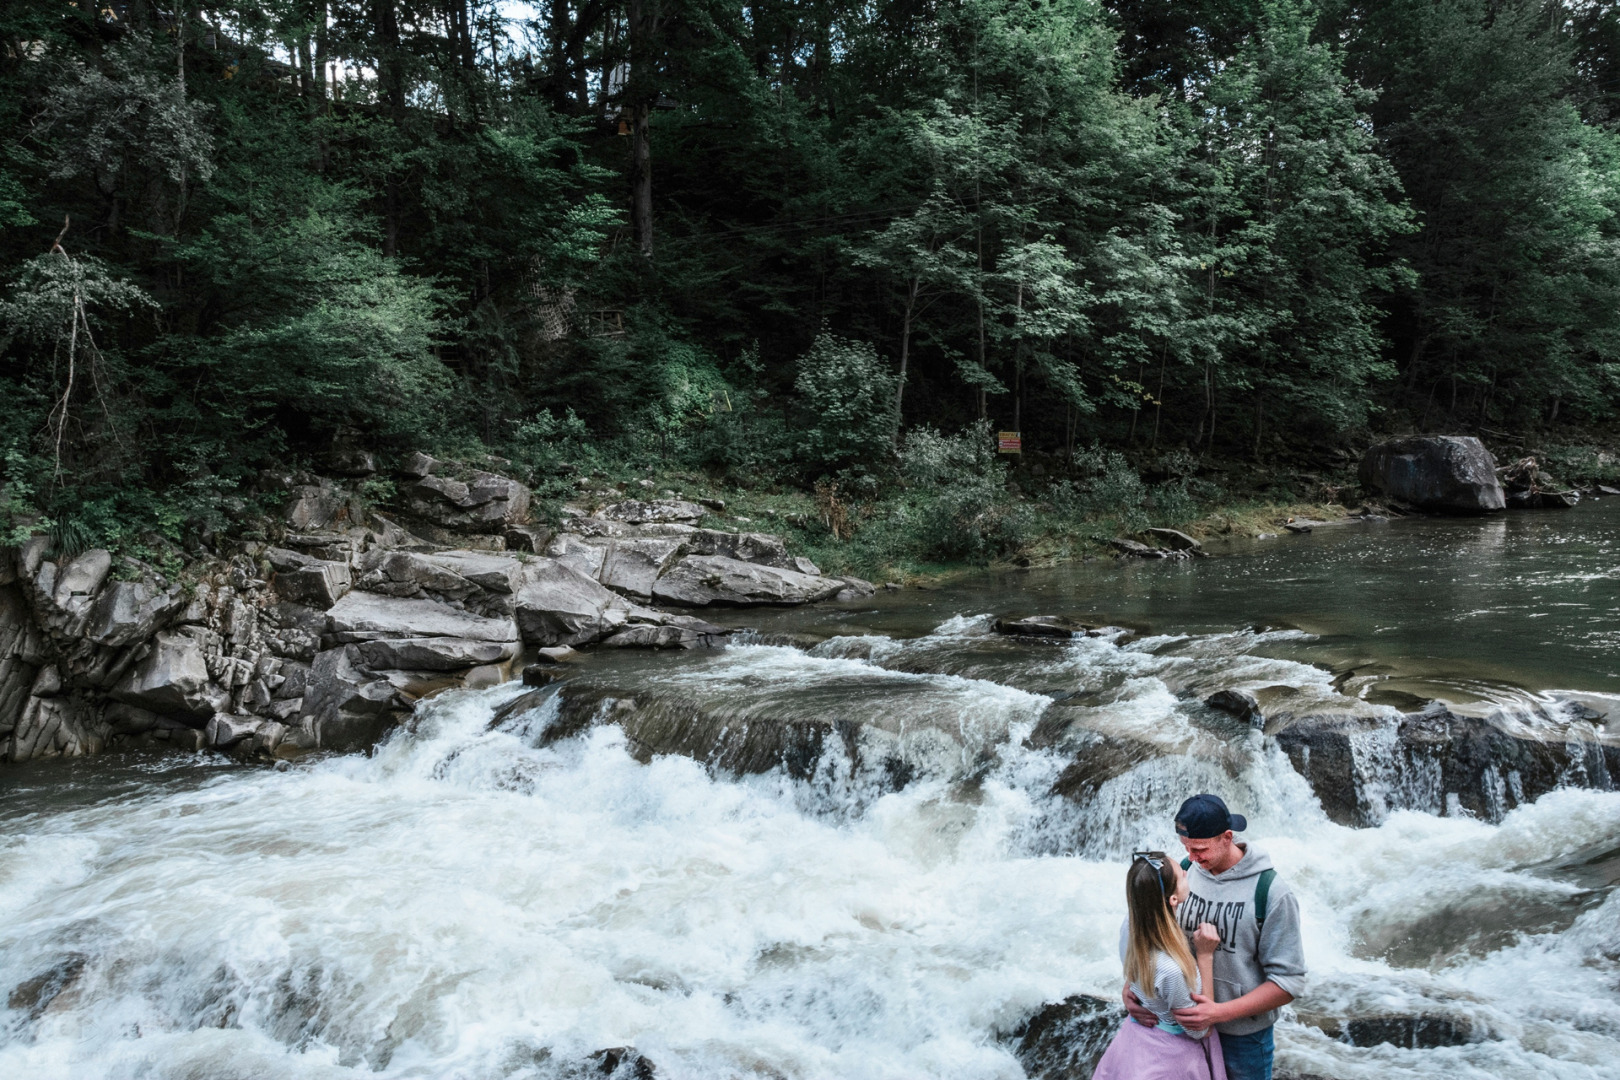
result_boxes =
[1219,1025,1274,1080]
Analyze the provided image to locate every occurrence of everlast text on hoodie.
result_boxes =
[1176,841,1308,1036]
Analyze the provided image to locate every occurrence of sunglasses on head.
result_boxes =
[1132,850,1172,897]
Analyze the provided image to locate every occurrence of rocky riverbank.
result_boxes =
[0,451,875,765]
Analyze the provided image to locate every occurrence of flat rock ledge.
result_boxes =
[0,462,875,767]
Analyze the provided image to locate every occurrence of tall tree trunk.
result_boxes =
[627,0,658,257]
[892,277,918,446]
[376,0,405,257]
[630,99,652,256]
[1150,348,1167,451]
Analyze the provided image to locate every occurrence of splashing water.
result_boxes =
[3,536,1619,1079]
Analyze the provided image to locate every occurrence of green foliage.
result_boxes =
[0,0,1616,559]
[896,422,1029,558]
[793,332,899,477]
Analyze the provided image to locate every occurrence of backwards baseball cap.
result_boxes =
[1175,793,1247,839]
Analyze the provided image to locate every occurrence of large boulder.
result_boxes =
[682,528,793,568]
[511,560,638,646]
[416,550,524,594]
[651,555,843,607]
[272,559,353,610]
[1005,995,1123,1080]
[1275,708,1619,825]
[355,550,480,602]
[112,626,228,719]
[284,483,347,531]
[351,636,519,671]
[544,533,610,580]
[404,467,532,532]
[597,499,706,525]
[597,537,687,601]
[324,590,519,644]
[1358,436,1506,513]
[81,579,185,646]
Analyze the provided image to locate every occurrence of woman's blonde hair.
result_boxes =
[1123,852,1198,993]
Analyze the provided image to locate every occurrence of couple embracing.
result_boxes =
[1093,795,1307,1080]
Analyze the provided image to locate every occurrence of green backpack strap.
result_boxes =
[1182,860,1277,932]
[1254,868,1277,931]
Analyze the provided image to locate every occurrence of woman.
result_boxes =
[1093,851,1225,1080]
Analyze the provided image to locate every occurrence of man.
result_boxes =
[1122,794,1306,1080]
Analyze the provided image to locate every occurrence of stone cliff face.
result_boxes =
[0,454,873,765]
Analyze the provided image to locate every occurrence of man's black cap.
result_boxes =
[1175,793,1247,839]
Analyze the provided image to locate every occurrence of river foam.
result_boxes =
[1,618,1617,1080]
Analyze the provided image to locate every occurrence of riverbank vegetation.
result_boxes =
[2,1,1619,567]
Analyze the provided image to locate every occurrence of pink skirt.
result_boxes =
[1092,1019,1227,1080]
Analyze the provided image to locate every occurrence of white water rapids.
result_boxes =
[2,621,1618,1080]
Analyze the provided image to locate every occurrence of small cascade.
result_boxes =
[1,599,1618,1079]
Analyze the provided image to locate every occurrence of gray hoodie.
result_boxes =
[1175,841,1307,1036]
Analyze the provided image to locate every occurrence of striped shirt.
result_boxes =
[1118,918,1208,1039]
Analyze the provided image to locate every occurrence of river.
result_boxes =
[2,502,1618,1079]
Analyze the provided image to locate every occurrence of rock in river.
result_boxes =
[1357,435,1506,513]
[651,555,843,606]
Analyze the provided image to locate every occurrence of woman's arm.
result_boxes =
[1189,922,1221,1039]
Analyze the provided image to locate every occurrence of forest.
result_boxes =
[2,0,1620,567]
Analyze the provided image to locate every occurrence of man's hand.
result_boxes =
[1174,981,1294,1031]
[1122,985,1157,1026]
[1171,992,1227,1030]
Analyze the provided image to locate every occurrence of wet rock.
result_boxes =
[1147,527,1201,551]
[1005,994,1122,1080]
[591,1046,658,1079]
[513,560,641,646]
[273,559,353,610]
[1275,708,1620,825]
[1206,689,1262,724]
[833,576,877,601]
[596,537,688,601]
[1300,1011,1480,1049]
[522,665,558,687]
[598,622,726,650]
[303,645,401,747]
[1358,436,1506,513]
[5,694,107,761]
[352,636,519,671]
[7,954,86,1020]
[1109,537,1180,558]
[204,712,261,748]
[531,644,582,664]
[651,555,843,607]
[30,663,61,697]
[113,627,228,719]
[994,615,1093,638]
[598,499,705,525]
[325,590,519,645]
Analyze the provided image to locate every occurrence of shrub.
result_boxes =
[897,421,1029,558]
[794,332,898,478]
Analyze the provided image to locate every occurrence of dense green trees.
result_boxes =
[1,0,1618,549]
